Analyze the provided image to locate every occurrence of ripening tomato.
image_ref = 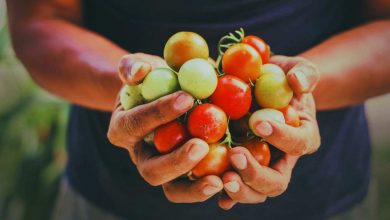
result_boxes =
[242,35,271,64]
[191,143,231,178]
[210,75,252,120]
[280,105,300,127]
[187,103,227,144]
[154,121,189,154]
[254,70,293,109]
[164,32,209,71]
[222,43,262,83]
[141,68,179,102]
[243,139,271,166]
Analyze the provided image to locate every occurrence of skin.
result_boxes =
[6,0,390,209]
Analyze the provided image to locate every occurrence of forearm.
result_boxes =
[9,18,127,111]
[301,20,390,110]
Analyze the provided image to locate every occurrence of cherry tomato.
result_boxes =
[280,105,300,127]
[187,103,227,144]
[191,143,230,178]
[120,84,143,110]
[242,35,271,64]
[254,70,293,109]
[210,75,252,120]
[178,58,217,99]
[154,121,189,154]
[164,32,209,71]
[141,68,179,102]
[243,139,271,166]
[222,43,262,83]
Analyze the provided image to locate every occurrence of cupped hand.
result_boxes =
[108,54,223,203]
[219,55,321,209]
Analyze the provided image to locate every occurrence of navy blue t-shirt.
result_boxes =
[66,0,371,219]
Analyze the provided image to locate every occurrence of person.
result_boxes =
[6,0,390,219]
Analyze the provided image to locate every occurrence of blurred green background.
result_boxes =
[0,1,389,219]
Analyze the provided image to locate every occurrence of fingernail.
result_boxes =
[189,143,208,161]
[256,121,273,137]
[130,62,147,77]
[224,181,240,193]
[203,185,220,196]
[294,70,309,91]
[231,154,247,170]
[174,93,193,111]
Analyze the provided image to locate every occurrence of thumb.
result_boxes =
[118,54,152,85]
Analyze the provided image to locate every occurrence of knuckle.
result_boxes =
[139,166,160,186]
[252,196,267,204]
[246,172,265,188]
[163,186,181,203]
[269,182,288,197]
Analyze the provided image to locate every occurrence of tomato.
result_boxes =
[164,32,209,71]
[242,35,271,64]
[154,121,189,154]
[254,70,293,109]
[191,143,230,178]
[280,105,300,127]
[141,68,179,102]
[261,63,285,78]
[243,139,271,166]
[187,103,227,144]
[210,75,252,120]
[222,43,262,83]
[119,84,143,110]
[178,58,218,99]
[229,114,251,142]
[249,108,285,136]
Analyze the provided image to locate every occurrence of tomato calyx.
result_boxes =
[215,28,245,75]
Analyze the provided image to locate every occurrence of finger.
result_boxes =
[218,191,237,210]
[269,55,320,93]
[222,171,267,204]
[107,91,193,148]
[251,113,320,156]
[136,138,209,186]
[118,54,152,85]
[162,175,223,203]
[229,147,295,196]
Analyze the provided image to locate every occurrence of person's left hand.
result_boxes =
[218,55,321,210]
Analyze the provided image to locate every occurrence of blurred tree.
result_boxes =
[0,4,69,220]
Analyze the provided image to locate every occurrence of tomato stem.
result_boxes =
[215,28,246,76]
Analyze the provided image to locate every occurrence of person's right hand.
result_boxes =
[107,54,224,203]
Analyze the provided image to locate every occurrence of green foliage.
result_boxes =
[0,11,69,220]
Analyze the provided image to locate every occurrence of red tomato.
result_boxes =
[187,103,227,144]
[191,143,231,178]
[210,75,252,120]
[154,121,189,154]
[243,139,271,166]
[242,35,271,64]
[222,43,262,83]
[280,105,300,127]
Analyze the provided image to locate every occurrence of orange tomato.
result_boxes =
[191,143,231,178]
[222,43,262,83]
[243,139,271,166]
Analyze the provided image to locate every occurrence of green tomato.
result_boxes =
[120,84,143,110]
[141,68,179,102]
[178,58,217,99]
